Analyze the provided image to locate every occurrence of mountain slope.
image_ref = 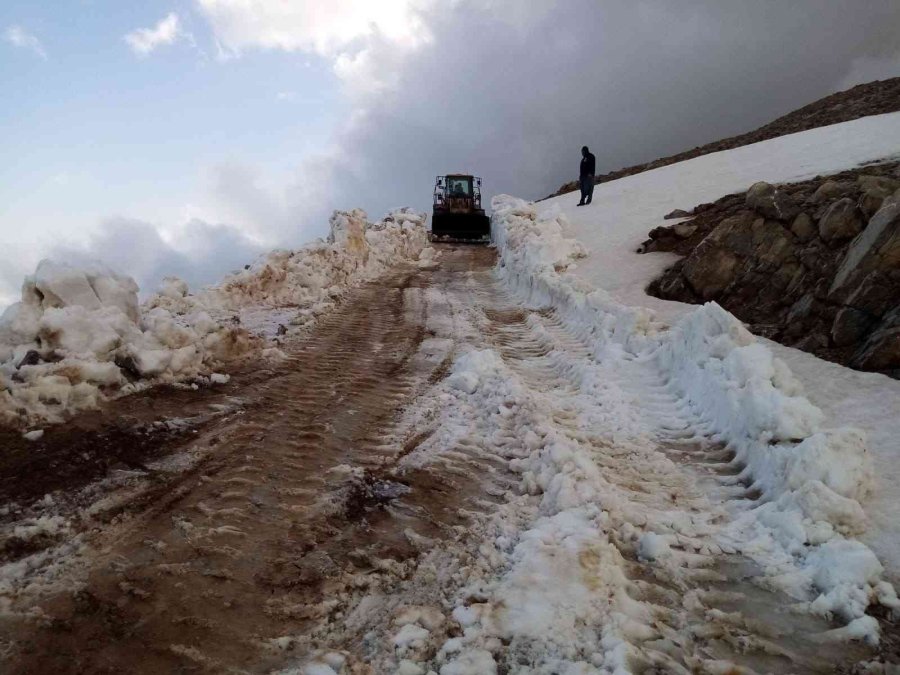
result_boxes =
[547,77,900,199]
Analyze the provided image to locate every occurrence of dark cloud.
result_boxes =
[294,0,900,227]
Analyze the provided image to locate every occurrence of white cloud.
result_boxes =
[4,25,47,60]
[124,12,185,56]
[196,0,426,56]
[195,0,432,91]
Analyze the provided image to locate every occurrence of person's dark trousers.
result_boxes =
[579,174,595,204]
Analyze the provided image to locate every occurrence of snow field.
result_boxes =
[0,208,430,428]
[487,195,898,645]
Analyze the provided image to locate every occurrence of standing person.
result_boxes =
[578,145,596,206]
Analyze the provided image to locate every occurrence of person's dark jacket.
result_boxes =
[580,152,596,178]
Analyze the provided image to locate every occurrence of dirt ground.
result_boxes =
[0,246,505,673]
[2,245,897,674]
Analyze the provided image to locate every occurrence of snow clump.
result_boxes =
[147,208,428,333]
[0,260,250,427]
[1,208,428,428]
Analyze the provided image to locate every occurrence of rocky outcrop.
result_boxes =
[646,160,900,377]
[546,77,900,200]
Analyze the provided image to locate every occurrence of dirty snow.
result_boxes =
[0,259,249,428]
[285,236,892,673]
[0,208,427,428]
[147,208,428,336]
[278,131,900,669]
[476,190,898,664]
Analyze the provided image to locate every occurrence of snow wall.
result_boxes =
[490,194,898,639]
[0,209,428,428]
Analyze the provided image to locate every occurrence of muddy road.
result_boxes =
[1,245,896,674]
[2,246,513,673]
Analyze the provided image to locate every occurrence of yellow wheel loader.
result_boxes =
[430,174,490,243]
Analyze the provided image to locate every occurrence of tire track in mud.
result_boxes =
[474,298,879,673]
[243,246,883,674]
[3,245,890,673]
[1,263,469,674]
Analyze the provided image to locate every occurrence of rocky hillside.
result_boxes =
[547,77,900,199]
[645,161,900,377]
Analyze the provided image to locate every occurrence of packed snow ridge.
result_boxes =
[0,208,430,428]
[481,195,897,648]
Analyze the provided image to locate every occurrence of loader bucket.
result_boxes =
[430,212,491,243]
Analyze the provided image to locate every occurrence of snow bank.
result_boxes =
[492,198,663,356]
[491,194,898,640]
[537,111,900,584]
[656,303,877,532]
[148,208,428,332]
[1,208,428,428]
[0,260,249,428]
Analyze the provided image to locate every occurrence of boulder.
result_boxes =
[640,224,685,253]
[811,180,855,204]
[818,198,864,242]
[858,174,900,199]
[653,270,696,301]
[683,246,739,300]
[769,260,803,291]
[857,175,900,218]
[707,212,756,255]
[664,208,693,220]
[786,293,815,324]
[859,192,886,219]
[790,212,816,243]
[831,308,875,347]
[798,240,831,274]
[751,218,795,266]
[746,182,800,221]
[831,193,900,294]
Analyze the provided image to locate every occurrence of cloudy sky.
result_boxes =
[2,0,900,307]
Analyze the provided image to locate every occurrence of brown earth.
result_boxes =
[546,77,900,199]
[0,249,505,674]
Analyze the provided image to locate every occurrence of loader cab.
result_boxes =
[435,175,481,210]
[431,174,490,242]
[447,176,473,199]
